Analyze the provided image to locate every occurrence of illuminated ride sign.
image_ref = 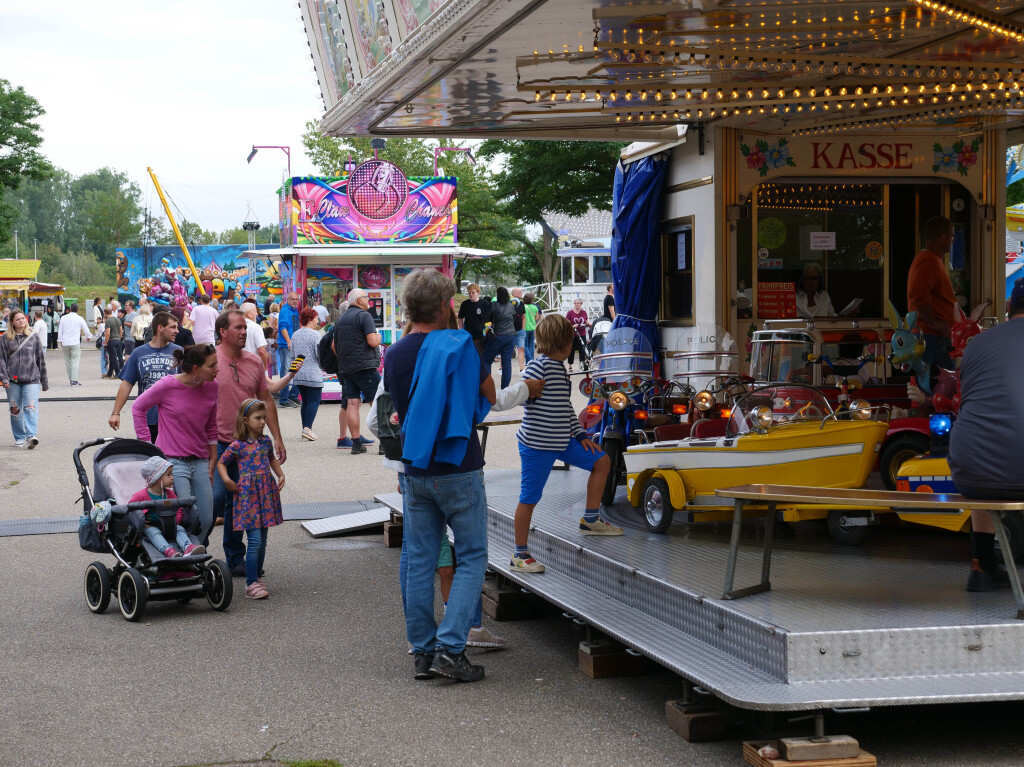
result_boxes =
[290,160,457,245]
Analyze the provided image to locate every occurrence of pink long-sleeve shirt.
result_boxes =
[131,374,219,457]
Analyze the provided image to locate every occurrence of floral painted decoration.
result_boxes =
[932,137,981,176]
[741,138,796,177]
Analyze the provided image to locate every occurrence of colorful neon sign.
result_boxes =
[290,161,457,244]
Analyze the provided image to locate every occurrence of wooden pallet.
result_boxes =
[743,741,876,767]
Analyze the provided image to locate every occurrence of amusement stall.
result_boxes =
[246,158,497,398]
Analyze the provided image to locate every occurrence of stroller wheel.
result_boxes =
[204,559,233,611]
[84,562,112,614]
[117,567,149,622]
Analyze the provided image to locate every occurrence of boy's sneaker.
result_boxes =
[580,518,624,536]
[466,626,506,649]
[13,440,25,447]
[510,555,545,573]
[162,546,180,558]
[413,652,436,680]
[336,437,353,448]
[183,543,206,556]
[429,649,485,682]
[358,435,374,445]
[27,436,38,449]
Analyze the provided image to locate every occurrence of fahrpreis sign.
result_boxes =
[289,160,458,245]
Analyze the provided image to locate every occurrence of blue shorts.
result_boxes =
[515,329,526,348]
[518,439,605,505]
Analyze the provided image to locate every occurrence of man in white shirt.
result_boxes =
[32,311,47,342]
[57,304,94,386]
[241,302,268,367]
[189,292,219,344]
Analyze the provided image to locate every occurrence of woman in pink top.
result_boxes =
[132,344,219,541]
[565,298,590,372]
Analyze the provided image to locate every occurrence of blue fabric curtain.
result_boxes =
[610,155,669,361]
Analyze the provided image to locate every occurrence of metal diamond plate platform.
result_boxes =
[377,469,1024,711]
[301,507,391,538]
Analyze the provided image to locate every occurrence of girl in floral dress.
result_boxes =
[216,398,285,599]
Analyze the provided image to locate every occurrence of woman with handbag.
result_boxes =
[0,309,48,448]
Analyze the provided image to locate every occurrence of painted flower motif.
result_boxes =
[767,142,792,169]
[932,137,982,177]
[745,147,766,169]
[932,146,958,172]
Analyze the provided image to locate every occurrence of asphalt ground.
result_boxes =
[6,348,1024,766]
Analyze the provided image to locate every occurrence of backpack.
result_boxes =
[376,390,403,461]
[318,330,337,373]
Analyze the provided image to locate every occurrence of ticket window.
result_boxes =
[753,184,885,319]
[662,219,694,320]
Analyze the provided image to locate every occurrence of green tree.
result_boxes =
[2,169,73,249]
[218,225,281,245]
[0,80,53,242]
[168,219,218,246]
[302,125,436,176]
[1009,178,1024,207]
[476,140,624,282]
[85,189,143,252]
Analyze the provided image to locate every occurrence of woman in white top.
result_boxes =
[795,263,835,319]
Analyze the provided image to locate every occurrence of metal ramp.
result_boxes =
[301,507,391,538]
[377,468,1024,711]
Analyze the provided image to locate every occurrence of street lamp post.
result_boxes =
[247,145,291,179]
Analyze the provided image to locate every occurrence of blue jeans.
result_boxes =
[7,382,40,443]
[169,456,213,545]
[245,526,268,586]
[403,469,489,654]
[397,475,484,629]
[143,524,191,553]
[483,334,516,389]
[277,349,298,403]
[922,333,954,369]
[297,385,323,430]
[213,440,245,569]
[524,330,535,362]
[100,341,107,376]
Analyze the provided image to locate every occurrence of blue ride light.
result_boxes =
[929,412,954,457]
[929,413,953,436]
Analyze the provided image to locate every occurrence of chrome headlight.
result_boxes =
[608,391,629,411]
[850,399,872,420]
[693,390,714,411]
[752,405,774,429]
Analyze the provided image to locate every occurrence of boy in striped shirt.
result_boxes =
[512,314,622,573]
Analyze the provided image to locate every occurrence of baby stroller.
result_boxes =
[75,437,232,621]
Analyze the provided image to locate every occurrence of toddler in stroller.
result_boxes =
[133,456,206,559]
[77,437,232,621]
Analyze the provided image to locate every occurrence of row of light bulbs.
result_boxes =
[533,77,1021,105]
[792,99,1024,135]
[908,0,1024,42]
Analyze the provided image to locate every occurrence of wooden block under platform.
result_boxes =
[779,736,859,761]
[578,640,649,678]
[742,740,876,767]
[665,700,727,743]
[382,521,403,548]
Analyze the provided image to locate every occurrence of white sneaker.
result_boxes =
[579,518,624,536]
[13,440,25,447]
[27,436,38,449]
[467,626,507,649]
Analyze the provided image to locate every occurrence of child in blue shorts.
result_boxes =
[511,314,622,573]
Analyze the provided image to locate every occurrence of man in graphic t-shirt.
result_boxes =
[457,283,491,358]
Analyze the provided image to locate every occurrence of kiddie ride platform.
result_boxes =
[378,468,1024,712]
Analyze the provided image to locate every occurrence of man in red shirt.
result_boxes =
[212,309,287,573]
[906,216,957,368]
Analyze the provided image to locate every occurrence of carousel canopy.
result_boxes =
[301,0,1024,140]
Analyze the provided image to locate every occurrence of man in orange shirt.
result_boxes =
[906,216,957,369]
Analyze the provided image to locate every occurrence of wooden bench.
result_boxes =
[715,484,1024,619]
[475,412,522,459]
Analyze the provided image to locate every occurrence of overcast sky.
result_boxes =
[2,0,322,234]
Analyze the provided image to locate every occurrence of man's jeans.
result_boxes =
[8,382,40,442]
[277,349,298,403]
[397,474,484,629]
[106,338,124,376]
[922,333,954,369]
[403,469,488,655]
[168,456,213,543]
[213,440,245,569]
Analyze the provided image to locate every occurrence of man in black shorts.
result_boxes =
[334,288,382,454]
